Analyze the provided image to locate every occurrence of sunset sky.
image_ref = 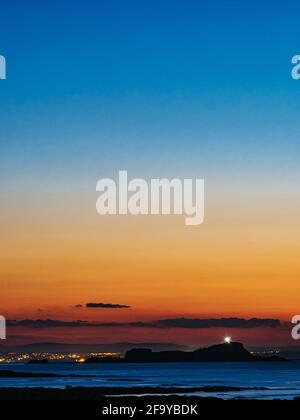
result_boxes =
[1,0,300,348]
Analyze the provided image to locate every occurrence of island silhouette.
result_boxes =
[84,342,286,363]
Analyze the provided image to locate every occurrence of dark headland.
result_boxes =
[85,342,286,363]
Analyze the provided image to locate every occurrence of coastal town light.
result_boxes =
[224,336,232,344]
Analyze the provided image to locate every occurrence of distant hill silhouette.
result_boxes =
[85,342,286,363]
[0,342,187,354]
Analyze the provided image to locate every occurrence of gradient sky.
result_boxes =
[1,0,300,347]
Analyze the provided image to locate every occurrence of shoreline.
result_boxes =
[0,385,298,400]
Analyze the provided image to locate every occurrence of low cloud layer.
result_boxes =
[7,317,281,329]
[146,318,281,329]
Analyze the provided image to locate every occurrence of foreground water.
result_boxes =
[1,361,300,400]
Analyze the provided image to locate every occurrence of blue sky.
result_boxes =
[2,1,300,347]
[1,0,300,188]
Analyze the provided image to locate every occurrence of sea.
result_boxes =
[1,361,300,400]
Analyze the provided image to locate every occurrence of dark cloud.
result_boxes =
[7,317,281,329]
[86,303,131,309]
[7,319,94,328]
[144,318,281,329]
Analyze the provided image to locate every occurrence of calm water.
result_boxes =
[1,362,300,400]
